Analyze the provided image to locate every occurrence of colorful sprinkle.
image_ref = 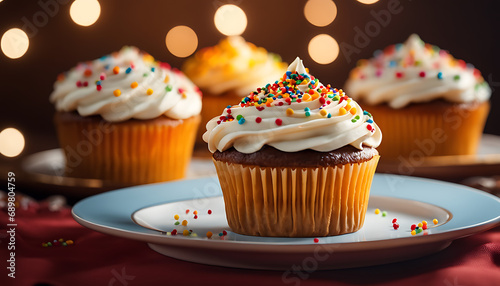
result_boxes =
[208,210,212,215]
[174,214,179,220]
[313,238,319,243]
[146,88,153,95]
[182,220,188,226]
[453,75,460,81]
[255,117,262,123]
[411,224,416,231]
[183,230,190,236]
[131,82,138,89]
[286,108,294,116]
[433,219,438,225]
[275,118,283,126]
[374,208,380,215]
[113,89,121,97]
[392,218,397,223]
[419,71,426,78]
[84,69,92,77]
[113,66,120,74]
[393,223,399,230]
[437,72,443,80]
[206,231,213,238]
[125,67,132,74]
[411,230,416,236]
[382,211,387,217]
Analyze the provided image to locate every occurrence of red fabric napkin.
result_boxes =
[1,195,499,286]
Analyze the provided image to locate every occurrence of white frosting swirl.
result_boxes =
[182,36,287,97]
[50,46,202,122]
[345,34,491,109]
[204,57,382,154]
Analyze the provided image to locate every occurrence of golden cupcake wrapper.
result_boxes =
[213,156,380,237]
[55,113,200,185]
[369,101,490,158]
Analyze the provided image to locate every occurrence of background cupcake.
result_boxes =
[182,36,287,145]
[50,46,201,185]
[204,57,381,237]
[345,34,491,159]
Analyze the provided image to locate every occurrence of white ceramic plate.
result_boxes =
[72,174,500,270]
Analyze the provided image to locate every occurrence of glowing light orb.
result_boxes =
[214,4,247,36]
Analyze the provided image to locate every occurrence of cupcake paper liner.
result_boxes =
[55,113,200,185]
[367,101,490,159]
[213,156,380,237]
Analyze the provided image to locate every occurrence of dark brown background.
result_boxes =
[1,0,499,156]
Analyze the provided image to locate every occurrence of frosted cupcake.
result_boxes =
[50,46,201,185]
[345,34,491,159]
[204,57,382,237]
[182,36,287,145]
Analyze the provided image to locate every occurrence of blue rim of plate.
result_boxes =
[72,174,500,248]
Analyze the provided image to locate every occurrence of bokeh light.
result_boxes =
[214,4,247,36]
[357,0,380,4]
[308,34,339,64]
[304,0,337,27]
[70,0,101,27]
[1,28,29,59]
[166,25,198,58]
[0,128,25,157]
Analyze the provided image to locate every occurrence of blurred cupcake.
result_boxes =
[182,36,287,145]
[204,57,382,237]
[50,46,201,185]
[345,34,491,159]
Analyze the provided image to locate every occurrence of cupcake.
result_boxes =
[50,46,202,185]
[345,34,491,159]
[203,57,382,237]
[182,36,287,145]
